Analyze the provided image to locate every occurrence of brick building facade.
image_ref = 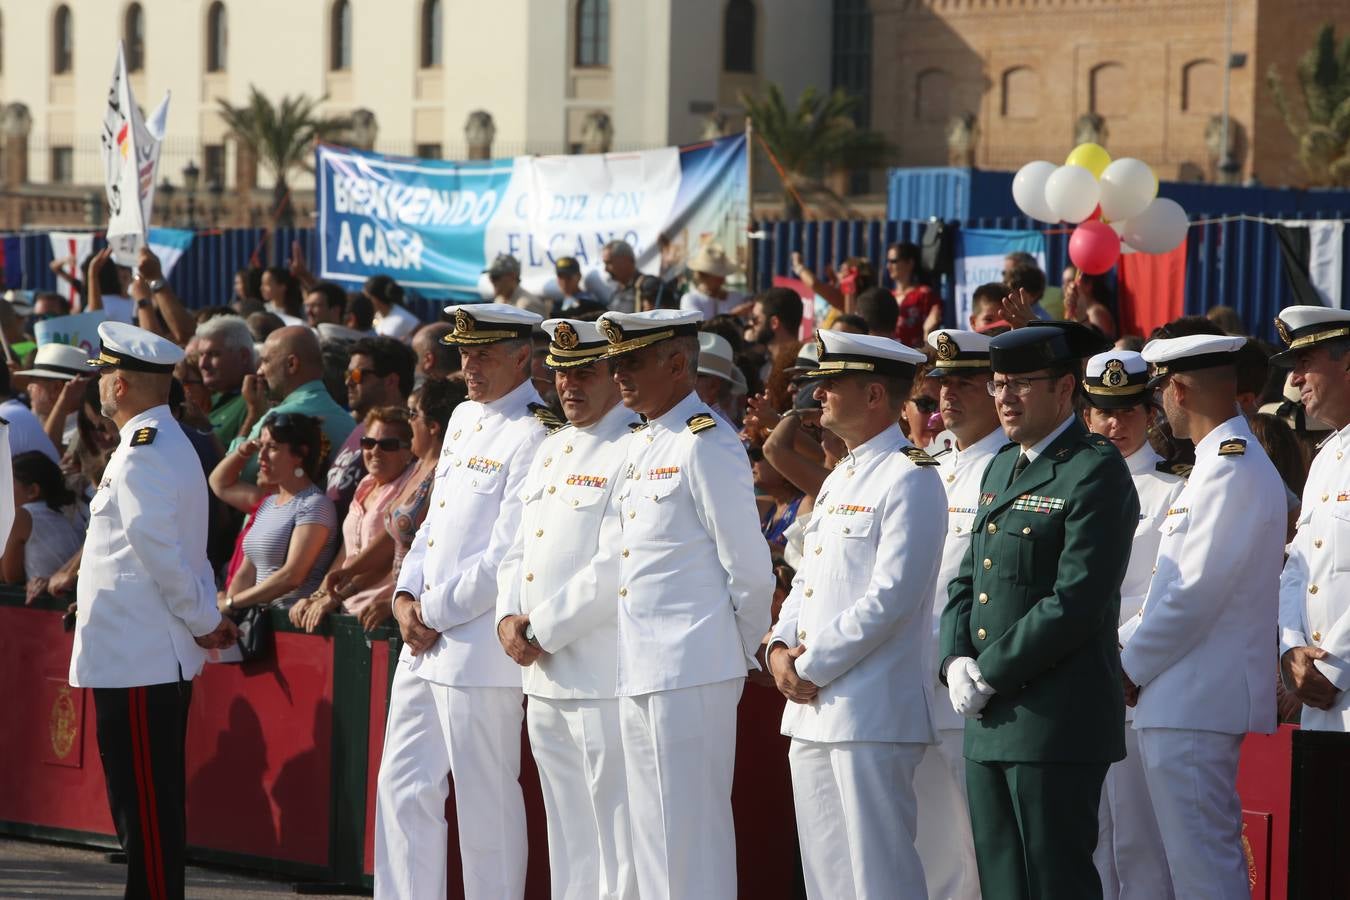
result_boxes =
[863,0,1350,187]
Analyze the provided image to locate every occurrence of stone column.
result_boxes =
[464,111,495,160]
[0,103,32,187]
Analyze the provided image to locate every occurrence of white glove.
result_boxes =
[947,657,996,719]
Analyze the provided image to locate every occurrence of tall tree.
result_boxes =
[217,87,352,227]
[740,84,895,218]
[1267,24,1350,187]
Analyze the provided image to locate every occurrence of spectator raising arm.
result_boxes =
[138,247,196,345]
[209,440,271,513]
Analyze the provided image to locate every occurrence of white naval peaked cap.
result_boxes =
[1141,333,1247,387]
[1083,349,1150,408]
[88,321,184,373]
[541,318,610,369]
[1271,305,1350,366]
[17,342,94,380]
[803,329,927,382]
[926,328,993,375]
[597,308,703,356]
[440,302,542,346]
[697,331,748,394]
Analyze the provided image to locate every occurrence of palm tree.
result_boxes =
[1267,24,1350,187]
[217,86,353,227]
[740,84,895,218]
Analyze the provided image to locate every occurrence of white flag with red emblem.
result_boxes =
[99,42,171,267]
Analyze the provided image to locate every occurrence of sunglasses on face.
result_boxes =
[345,367,378,385]
[910,396,938,414]
[360,436,411,452]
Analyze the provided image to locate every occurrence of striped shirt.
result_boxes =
[241,485,339,608]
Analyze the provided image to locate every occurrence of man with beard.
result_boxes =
[496,318,640,900]
[230,326,354,484]
[940,324,1137,900]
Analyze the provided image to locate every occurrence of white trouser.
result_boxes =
[790,738,929,900]
[1137,727,1248,900]
[527,695,636,900]
[1095,726,1174,900]
[374,663,526,900]
[619,678,742,900]
[914,728,980,900]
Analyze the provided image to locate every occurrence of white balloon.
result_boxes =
[1044,165,1101,225]
[1012,160,1059,223]
[1119,198,1189,254]
[1099,158,1158,222]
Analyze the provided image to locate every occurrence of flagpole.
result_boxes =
[745,117,756,293]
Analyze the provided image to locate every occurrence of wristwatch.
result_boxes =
[147,278,167,293]
[524,623,540,648]
[225,596,235,610]
[136,298,152,310]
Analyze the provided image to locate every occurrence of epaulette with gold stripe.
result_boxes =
[1156,460,1193,478]
[1217,438,1247,457]
[687,413,717,434]
[528,402,567,434]
[129,426,158,447]
[628,421,649,433]
[902,446,939,467]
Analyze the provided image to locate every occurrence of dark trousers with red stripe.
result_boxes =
[93,680,192,900]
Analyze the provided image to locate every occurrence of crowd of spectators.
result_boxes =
[4,240,1322,684]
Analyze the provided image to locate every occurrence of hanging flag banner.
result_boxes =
[315,135,749,294]
[148,227,195,278]
[952,228,1047,326]
[47,231,97,310]
[1275,220,1344,308]
[100,42,171,266]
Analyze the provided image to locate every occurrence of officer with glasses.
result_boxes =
[939,324,1138,900]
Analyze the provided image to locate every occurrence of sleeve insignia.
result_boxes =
[687,413,717,434]
[1217,438,1247,457]
[129,426,157,447]
[902,446,939,467]
[1156,460,1193,478]
[528,402,567,433]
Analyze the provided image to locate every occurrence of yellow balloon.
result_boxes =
[1065,143,1112,179]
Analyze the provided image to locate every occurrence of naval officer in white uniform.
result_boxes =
[915,328,1004,900]
[1274,306,1350,731]
[375,304,551,900]
[1121,334,1285,900]
[1081,350,1183,900]
[767,329,947,899]
[496,318,639,900]
[595,308,773,900]
[69,321,238,900]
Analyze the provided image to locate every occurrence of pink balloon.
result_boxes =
[1068,221,1121,275]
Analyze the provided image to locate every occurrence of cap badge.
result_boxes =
[935,332,955,361]
[453,309,475,336]
[1103,359,1126,387]
[553,322,579,350]
[1275,317,1292,345]
[814,332,826,358]
[599,318,625,345]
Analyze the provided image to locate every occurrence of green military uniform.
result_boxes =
[939,333,1138,900]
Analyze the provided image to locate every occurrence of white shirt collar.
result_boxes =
[483,377,541,415]
[1124,442,1163,475]
[650,389,704,432]
[1023,414,1076,463]
[957,426,1008,458]
[1193,414,1249,457]
[844,424,905,467]
[118,405,172,443]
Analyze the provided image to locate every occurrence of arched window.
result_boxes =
[206,2,227,73]
[420,0,442,68]
[1001,66,1040,119]
[574,0,609,68]
[915,68,952,123]
[723,0,755,73]
[1089,62,1128,117]
[1182,59,1220,113]
[330,0,351,71]
[53,5,73,75]
[125,3,145,72]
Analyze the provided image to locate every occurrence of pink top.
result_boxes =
[339,465,418,614]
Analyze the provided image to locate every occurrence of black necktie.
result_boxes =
[1011,452,1030,483]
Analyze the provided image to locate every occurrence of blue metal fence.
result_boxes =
[753,214,1350,345]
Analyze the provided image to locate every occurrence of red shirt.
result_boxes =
[894,285,940,348]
